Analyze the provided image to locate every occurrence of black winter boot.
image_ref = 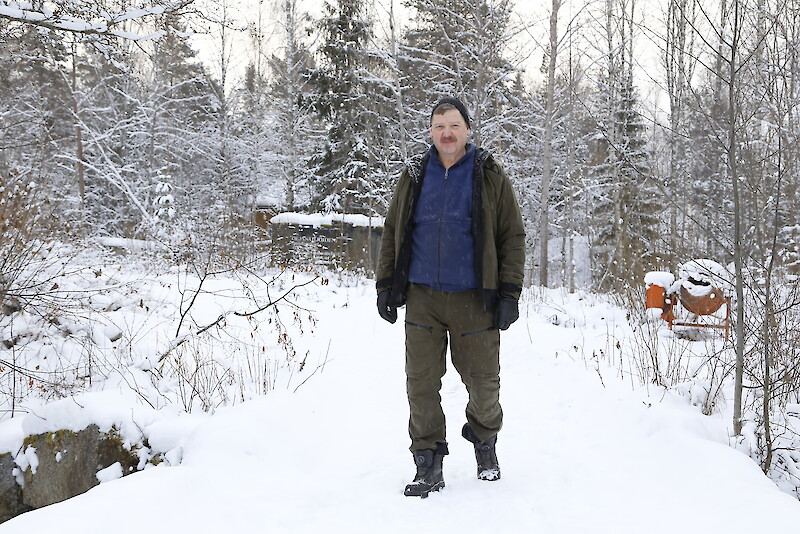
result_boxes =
[462,423,501,481]
[404,442,448,498]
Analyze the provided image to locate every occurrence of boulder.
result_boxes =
[0,452,31,523]
[21,424,138,509]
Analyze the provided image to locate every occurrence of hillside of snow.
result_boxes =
[1,252,800,533]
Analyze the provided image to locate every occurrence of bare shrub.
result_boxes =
[0,171,82,415]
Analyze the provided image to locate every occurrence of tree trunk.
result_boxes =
[539,0,560,288]
[285,0,298,209]
[665,0,695,268]
[389,0,408,162]
[729,0,746,437]
[70,41,85,213]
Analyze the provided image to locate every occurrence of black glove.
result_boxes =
[377,290,397,324]
[494,297,519,330]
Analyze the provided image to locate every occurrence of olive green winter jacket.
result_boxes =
[376,147,526,311]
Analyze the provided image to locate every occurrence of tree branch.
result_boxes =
[157,275,320,365]
[0,0,195,40]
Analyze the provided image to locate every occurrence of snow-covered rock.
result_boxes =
[0,453,29,522]
[17,424,138,510]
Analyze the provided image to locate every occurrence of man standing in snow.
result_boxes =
[376,97,526,497]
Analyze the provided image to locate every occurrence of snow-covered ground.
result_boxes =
[2,255,800,533]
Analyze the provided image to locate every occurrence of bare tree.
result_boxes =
[538,0,561,288]
[662,0,698,268]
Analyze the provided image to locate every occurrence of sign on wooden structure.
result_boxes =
[267,213,383,273]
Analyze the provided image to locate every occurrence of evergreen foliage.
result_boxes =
[264,3,317,211]
[0,28,72,192]
[591,76,660,291]
[303,0,394,215]
[401,0,517,154]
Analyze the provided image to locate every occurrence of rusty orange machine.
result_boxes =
[645,260,733,339]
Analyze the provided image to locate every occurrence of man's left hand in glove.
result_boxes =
[493,296,519,330]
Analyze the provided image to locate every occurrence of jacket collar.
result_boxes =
[428,143,476,170]
[407,145,490,183]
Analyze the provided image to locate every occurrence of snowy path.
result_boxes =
[4,283,800,533]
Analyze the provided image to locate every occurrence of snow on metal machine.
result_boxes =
[645,259,733,339]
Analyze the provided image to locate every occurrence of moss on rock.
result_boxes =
[21,424,139,509]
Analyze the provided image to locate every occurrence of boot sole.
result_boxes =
[404,480,445,498]
[478,469,501,481]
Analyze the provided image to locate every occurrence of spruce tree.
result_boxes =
[74,15,217,241]
[400,0,517,154]
[304,0,394,215]
[145,15,218,243]
[263,0,317,211]
[0,27,72,186]
[587,0,661,291]
[590,76,660,291]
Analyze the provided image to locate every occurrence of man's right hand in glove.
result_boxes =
[377,290,397,324]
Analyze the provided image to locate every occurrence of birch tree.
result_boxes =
[264,0,317,210]
[538,0,561,287]
[661,0,698,267]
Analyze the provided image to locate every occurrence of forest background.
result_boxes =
[4,0,800,495]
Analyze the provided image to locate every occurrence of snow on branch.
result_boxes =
[157,275,322,366]
[0,0,194,40]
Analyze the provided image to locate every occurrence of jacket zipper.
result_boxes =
[437,167,448,289]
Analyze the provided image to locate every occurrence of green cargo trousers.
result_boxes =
[404,283,502,451]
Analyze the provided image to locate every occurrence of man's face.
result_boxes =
[430,108,471,162]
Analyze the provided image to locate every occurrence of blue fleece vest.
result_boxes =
[408,144,477,292]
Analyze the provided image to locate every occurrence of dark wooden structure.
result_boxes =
[267,214,383,273]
